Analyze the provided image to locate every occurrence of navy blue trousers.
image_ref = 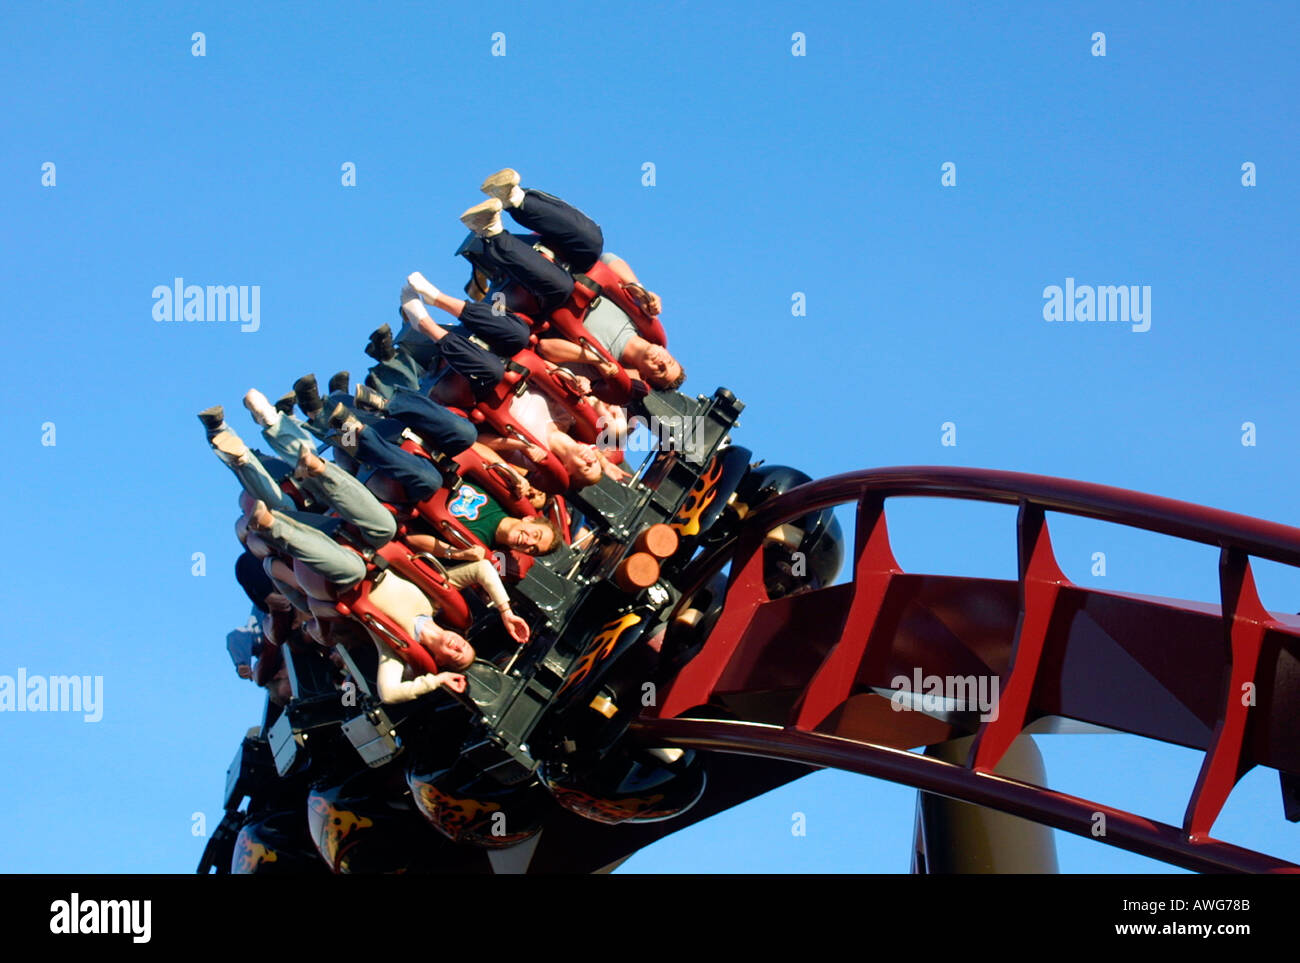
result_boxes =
[476,189,604,315]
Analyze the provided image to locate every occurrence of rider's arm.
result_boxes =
[404,530,485,562]
[536,338,589,365]
[374,645,448,703]
[446,558,512,611]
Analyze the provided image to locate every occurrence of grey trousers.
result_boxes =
[212,445,294,512]
[258,460,398,588]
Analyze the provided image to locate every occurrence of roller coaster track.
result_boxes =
[631,466,1300,873]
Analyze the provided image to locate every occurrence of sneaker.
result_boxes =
[273,392,297,416]
[328,371,351,394]
[354,383,388,413]
[366,323,395,362]
[327,402,359,432]
[243,389,280,428]
[479,168,523,208]
[460,197,504,237]
[400,283,431,323]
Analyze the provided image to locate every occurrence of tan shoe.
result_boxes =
[460,197,504,237]
[354,383,388,413]
[479,168,523,207]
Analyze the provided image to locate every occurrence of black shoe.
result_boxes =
[274,391,297,416]
[328,371,351,394]
[293,374,323,419]
[197,405,225,435]
[364,371,386,393]
[366,324,396,362]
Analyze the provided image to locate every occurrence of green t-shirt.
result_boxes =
[446,482,507,547]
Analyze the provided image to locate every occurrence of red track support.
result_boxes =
[793,496,899,730]
[646,466,1300,872]
[971,503,1067,773]
[659,529,770,720]
[1184,549,1271,839]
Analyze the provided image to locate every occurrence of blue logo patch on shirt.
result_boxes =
[448,485,488,521]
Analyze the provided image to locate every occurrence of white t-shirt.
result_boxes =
[510,388,574,441]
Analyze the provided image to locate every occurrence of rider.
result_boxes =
[458,170,685,391]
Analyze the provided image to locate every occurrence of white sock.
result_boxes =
[407,271,442,304]
[507,185,526,208]
[400,283,431,323]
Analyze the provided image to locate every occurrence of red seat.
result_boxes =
[461,376,572,495]
[333,575,441,676]
[395,434,537,517]
[372,540,473,631]
[539,277,635,405]
[581,258,668,348]
[502,349,608,450]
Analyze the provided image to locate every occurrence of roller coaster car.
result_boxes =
[231,809,331,875]
[201,386,825,864]
[197,729,328,875]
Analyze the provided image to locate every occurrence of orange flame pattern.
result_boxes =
[557,612,642,698]
[671,457,724,538]
[231,829,279,874]
[308,795,374,867]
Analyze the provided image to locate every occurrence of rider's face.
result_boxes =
[508,520,555,555]
[427,629,474,670]
[641,345,680,387]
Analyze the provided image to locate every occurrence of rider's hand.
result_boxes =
[436,672,467,694]
[501,609,530,645]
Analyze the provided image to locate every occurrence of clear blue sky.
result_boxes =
[2,0,1297,872]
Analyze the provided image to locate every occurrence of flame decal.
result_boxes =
[415,783,497,828]
[308,795,374,867]
[549,785,667,824]
[232,829,279,874]
[412,782,536,845]
[671,457,724,538]
[558,612,642,698]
